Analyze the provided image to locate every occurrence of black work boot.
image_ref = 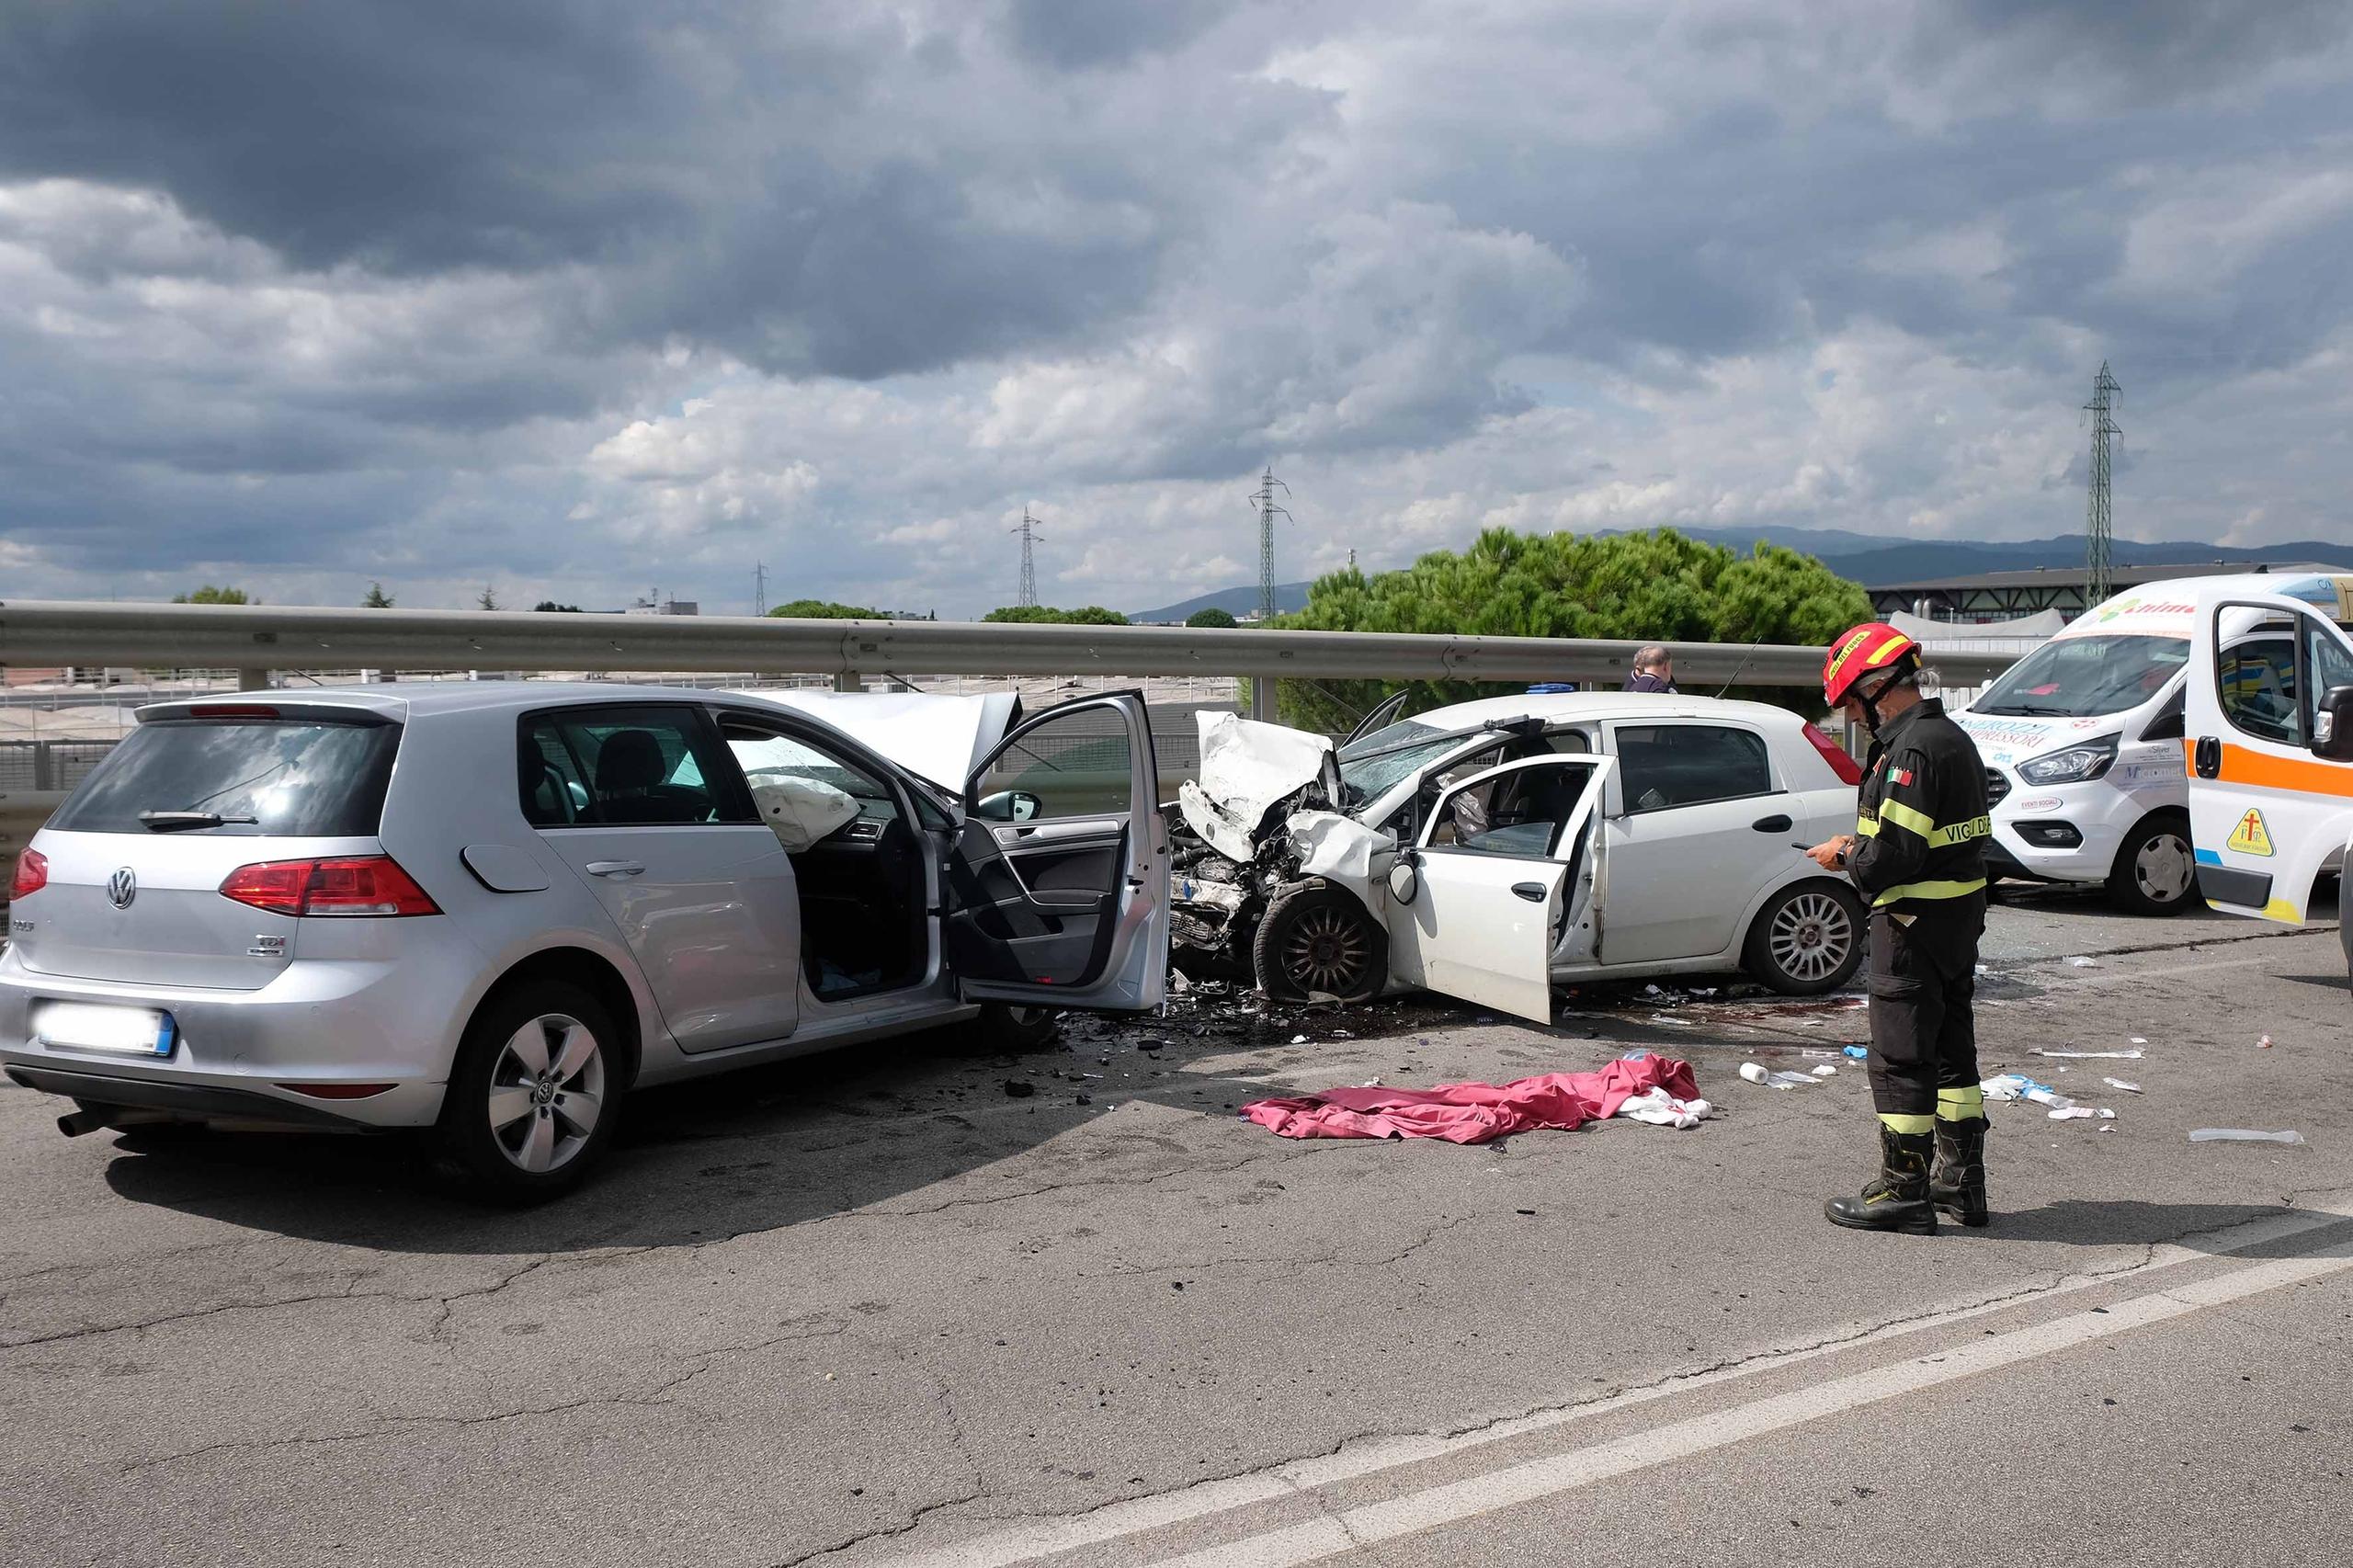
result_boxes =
[1824,1125,1938,1233]
[1929,1117,1991,1228]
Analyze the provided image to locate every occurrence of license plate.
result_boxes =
[31,1001,177,1057]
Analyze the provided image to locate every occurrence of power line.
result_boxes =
[2084,362,2121,608]
[1248,465,1291,621]
[1011,508,1042,608]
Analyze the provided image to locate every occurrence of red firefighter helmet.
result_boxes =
[1822,622,1920,708]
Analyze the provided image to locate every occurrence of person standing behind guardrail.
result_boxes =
[1624,646,1677,693]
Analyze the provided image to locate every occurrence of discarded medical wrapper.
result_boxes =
[2103,1077,2143,1094]
[2048,1107,2116,1120]
[1740,1062,1817,1090]
[1238,1055,1701,1143]
[1842,1045,1870,1061]
[2030,1048,2143,1060]
[1981,1072,2073,1111]
[751,778,860,852]
[1614,1085,1718,1130]
[2188,1129,2305,1144]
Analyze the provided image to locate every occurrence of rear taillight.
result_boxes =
[1803,723,1866,786]
[7,847,48,901]
[219,856,440,917]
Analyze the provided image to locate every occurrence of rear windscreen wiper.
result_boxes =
[138,811,260,832]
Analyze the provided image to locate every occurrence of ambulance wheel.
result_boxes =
[2107,812,2196,916]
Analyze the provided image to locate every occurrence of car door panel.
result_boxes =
[948,694,1169,1009]
[1388,756,1612,1024]
[1597,721,1785,964]
[521,704,801,1054]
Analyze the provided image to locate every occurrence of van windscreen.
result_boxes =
[49,717,401,836]
[1972,635,2188,719]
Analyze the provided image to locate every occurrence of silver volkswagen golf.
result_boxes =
[2,685,1169,1199]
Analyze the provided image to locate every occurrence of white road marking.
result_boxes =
[870,1199,2353,1568]
[1144,1237,2353,1568]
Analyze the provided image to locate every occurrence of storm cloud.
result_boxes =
[2,1,2347,615]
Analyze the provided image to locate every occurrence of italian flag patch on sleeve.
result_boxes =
[1890,766,1914,786]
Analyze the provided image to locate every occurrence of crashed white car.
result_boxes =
[1169,694,1868,1021]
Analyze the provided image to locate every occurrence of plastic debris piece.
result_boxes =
[2103,1077,2143,1094]
[2189,1128,2305,1145]
[1650,1014,1692,1027]
[2030,1048,2143,1059]
[1358,1076,1382,1087]
[2049,1107,2097,1120]
[1843,1045,1870,1060]
[2129,1036,2148,1045]
[1615,1085,1718,1129]
[2066,956,2097,968]
[2257,1034,2274,1049]
[1290,1035,1311,1045]
[1974,963,1989,975]
[1739,1062,1816,1090]
[1810,1064,1837,1077]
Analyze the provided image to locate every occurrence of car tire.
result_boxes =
[972,1002,1063,1053]
[1254,886,1388,1003]
[2106,812,2197,916]
[433,981,625,1204]
[1743,881,1866,995]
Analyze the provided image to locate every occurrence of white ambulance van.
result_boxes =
[2182,579,2353,984]
[1955,572,2353,915]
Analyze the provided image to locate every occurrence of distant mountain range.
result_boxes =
[1127,527,2349,620]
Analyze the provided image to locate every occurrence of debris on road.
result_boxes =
[1740,1062,1819,1089]
[1238,1055,1701,1143]
[2066,956,2098,967]
[2030,1047,2144,1059]
[1002,1079,1035,1099]
[1843,1045,1870,1060]
[1982,1072,2074,1111]
[1810,1064,1837,1077]
[2048,1107,2117,1120]
[2257,1034,2275,1049]
[2103,1077,2143,1094]
[1614,1085,1718,1130]
[2188,1128,2305,1145]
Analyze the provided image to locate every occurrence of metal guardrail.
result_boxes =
[0,600,2019,687]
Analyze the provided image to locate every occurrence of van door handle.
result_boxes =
[585,860,645,878]
[1511,881,1546,902]
[1751,813,1793,833]
[2193,736,2222,779]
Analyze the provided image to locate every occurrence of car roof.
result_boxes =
[1402,691,1810,732]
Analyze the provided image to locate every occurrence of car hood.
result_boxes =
[734,689,1019,791]
[1952,710,2098,769]
[1176,711,1339,860]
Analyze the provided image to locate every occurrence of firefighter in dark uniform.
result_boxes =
[1806,623,1994,1233]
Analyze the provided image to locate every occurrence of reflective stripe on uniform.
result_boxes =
[1872,877,1987,907]
[1927,814,1991,848]
[1878,798,1936,837]
[1855,813,1880,838]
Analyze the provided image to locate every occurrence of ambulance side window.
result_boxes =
[2216,634,2300,746]
[2305,620,2353,734]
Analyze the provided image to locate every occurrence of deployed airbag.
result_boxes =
[753,777,860,851]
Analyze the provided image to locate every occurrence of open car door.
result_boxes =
[945,692,1170,1010]
[2186,585,2353,924]
[1386,755,1613,1024]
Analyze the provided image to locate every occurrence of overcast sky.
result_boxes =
[4,1,2349,617]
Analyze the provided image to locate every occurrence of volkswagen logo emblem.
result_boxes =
[108,867,137,910]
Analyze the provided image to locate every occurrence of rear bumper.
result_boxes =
[3,1062,390,1131]
[0,945,464,1129]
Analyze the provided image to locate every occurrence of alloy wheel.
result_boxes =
[486,1013,607,1175]
[1768,891,1854,984]
[1282,905,1373,994]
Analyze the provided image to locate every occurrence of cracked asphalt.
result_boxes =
[2,881,2347,1567]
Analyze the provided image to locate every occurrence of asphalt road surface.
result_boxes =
[3,881,2347,1567]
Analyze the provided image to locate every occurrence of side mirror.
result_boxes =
[1387,853,1420,906]
[2314,686,2353,762]
[973,790,1042,823]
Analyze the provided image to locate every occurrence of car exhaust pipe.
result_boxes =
[58,1107,116,1138]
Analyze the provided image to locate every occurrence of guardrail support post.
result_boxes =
[232,666,273,694]
[833,672,859,693]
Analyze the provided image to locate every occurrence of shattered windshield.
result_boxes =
[1336,721,1465,802]
[1972,635,2187,719]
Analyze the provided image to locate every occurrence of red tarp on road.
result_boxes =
[1239,1055,1700,1144]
